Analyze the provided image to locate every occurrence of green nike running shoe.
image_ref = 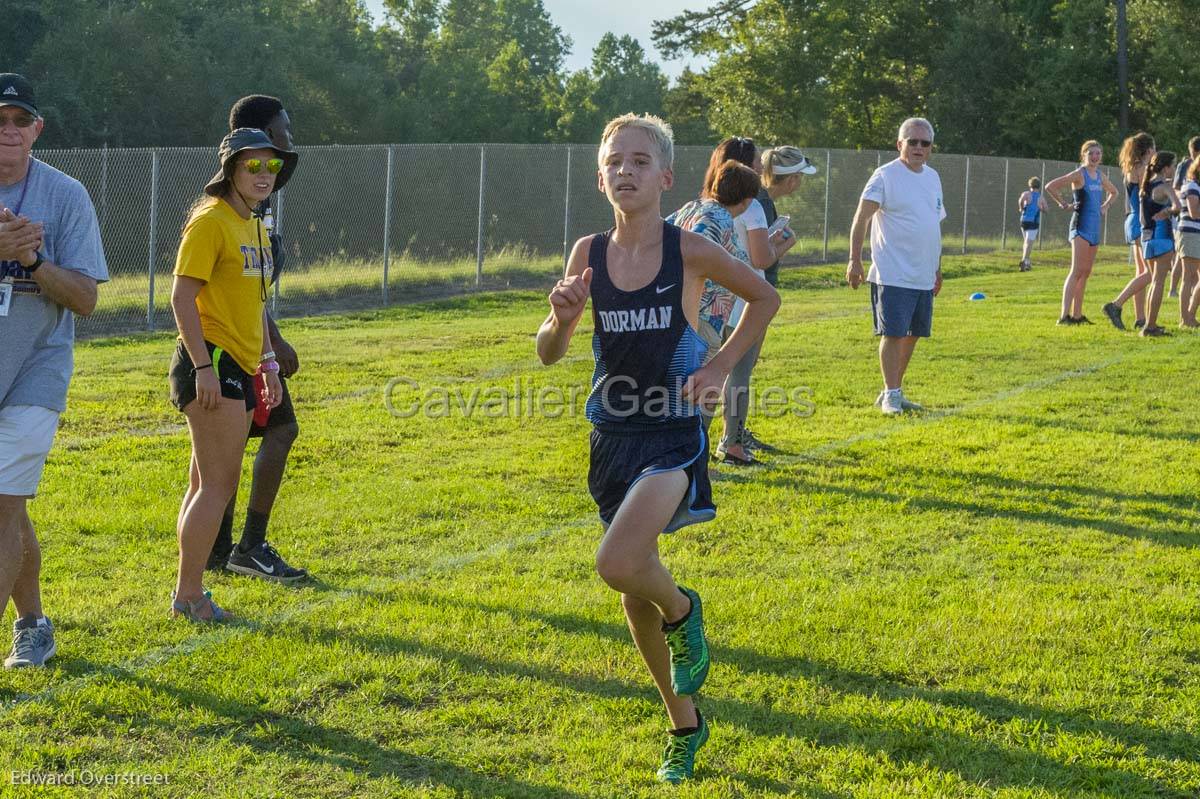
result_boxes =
[657,710,709,784]
[663,586,710,696]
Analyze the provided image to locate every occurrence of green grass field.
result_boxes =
[2,246,1199,798]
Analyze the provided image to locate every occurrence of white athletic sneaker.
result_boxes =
[898,391,923,411]
[880,389,903,415]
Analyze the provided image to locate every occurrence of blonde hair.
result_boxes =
[761,145,806,187]
[599,113,674,169]
[1079,139,1102,165]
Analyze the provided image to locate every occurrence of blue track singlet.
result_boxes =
[585,222,707,426]
[1069,167,1103,246]
[1140,179,1175,260]
[1020,190,1041,227]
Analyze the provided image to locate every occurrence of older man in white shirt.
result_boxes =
[847,117,946,415]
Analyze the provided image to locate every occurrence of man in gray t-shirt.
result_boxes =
[0,73,107,669]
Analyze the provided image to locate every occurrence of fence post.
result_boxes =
[1039,161,1046,251]
[476,145,486,286]
[273,189,284,314]
[822,149,831,262]
[1001,158,1009,250]
[382,145,394,304]
[562,145,572,267]
[100,143,109,232]
[961,156,970,254]
[1103,166,1111,246]
[146,150,159,331]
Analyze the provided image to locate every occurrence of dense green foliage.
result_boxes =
[655,0,1199,157]
[7,0,682,147]
[6,1,1197,155]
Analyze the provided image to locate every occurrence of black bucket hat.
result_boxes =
[204,127,298,197]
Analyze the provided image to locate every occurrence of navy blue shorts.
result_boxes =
[588,419,715,534]
[870,283,933,338]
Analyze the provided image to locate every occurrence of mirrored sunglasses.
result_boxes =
[242,158,284,175]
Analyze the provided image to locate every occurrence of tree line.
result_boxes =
[7,0,1194,159]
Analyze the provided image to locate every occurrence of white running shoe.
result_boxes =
[898,391,923,411]
[880,389,904,415]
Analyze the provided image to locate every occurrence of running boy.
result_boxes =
[535,114,779,783]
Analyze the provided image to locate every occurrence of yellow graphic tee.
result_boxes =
[173,198,272,373]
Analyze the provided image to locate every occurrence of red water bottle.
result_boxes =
[252,372,271,427]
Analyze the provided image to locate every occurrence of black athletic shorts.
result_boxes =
[588,419,716,534]
[169,339,257,412]
[1020,220,1040,231]
[249,375,296,437]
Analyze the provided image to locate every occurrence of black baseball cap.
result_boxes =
[204,127,298,197]
[0,73,37,116]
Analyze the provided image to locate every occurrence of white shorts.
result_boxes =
[0,405,60,497]
[1022,227,1039,243]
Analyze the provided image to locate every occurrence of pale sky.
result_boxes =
[361,0,710,81]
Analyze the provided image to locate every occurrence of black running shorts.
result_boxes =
[169,339,257,412]
[588,419,716,534]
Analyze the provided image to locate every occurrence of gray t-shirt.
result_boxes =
[0,158,108,412]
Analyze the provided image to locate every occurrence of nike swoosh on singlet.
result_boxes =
[656,284,676,294]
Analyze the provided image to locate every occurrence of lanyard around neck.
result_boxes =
[10,159,33,216]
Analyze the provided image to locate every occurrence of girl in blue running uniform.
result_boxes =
[1136,152,1179,335]
[1103,151,1179,335]
[1017,177,1045,271]
[1111,133,1156,329]
[1045,140,1118,325]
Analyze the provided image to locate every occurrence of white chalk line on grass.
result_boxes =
[0,337,1172,714]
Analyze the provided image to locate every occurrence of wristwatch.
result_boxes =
[25,252,44,273]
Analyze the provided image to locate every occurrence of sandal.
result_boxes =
[716,447,756,466]
[170,589,230,623]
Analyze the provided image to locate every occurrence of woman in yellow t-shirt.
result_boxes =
[167,128,298,622]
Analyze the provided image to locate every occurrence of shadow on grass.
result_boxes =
[724,455,1200,549]
[356,593,1196,798]
[110,668,588,799]
[911,465,1200,528]
[281,619,842,797]
[991,411,1200,447]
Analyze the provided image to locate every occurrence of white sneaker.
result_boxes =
[898,391,923,411]
[880,389,903,415]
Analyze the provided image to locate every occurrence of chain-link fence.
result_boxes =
[31,144,1126,337]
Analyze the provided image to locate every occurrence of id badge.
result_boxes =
[0,279,12,318]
